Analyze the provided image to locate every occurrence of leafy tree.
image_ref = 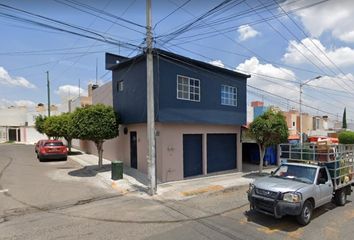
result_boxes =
[249,110,289,173]
[342,107,347,129]
[43,113,76,152]
[339,131,354,144]
[59,113,76,153]
[34,115,47,136]
[72,104,119,168]
[43,115,61,139]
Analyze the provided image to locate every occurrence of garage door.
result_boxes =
[183,134,203,178]
[207,134,237,173]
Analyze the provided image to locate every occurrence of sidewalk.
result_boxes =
[68,150,276,200]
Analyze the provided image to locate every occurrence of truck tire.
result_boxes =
[335,189,347,206]
[296,200,313,226]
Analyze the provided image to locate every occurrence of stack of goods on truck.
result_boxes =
[315,139,336,162]
[314,142,354,186]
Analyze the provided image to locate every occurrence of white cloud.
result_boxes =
[237,24,260,41]
[282,38,354,67]
[55,85,86,100]
[306,73,354,92]
[208,60,225,68]
[14,100,36,108]
[236,57,298,100]
[0,98,36,109]
[282,0,354,43]
[0,67,36,88]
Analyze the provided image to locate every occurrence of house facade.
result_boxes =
[0,104,59,144]
[102,49,249,182]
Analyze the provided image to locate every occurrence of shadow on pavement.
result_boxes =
[244,210,301,232]
[68,151,83,156]
[244,200,346,232]
[123,167,150,186]
[68,164,111,177]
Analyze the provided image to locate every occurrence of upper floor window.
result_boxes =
[177,75,200,102]
[117,80,124,92]
[221,85,237,107]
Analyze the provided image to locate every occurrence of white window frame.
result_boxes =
[221,85,237,107]
[118,80,124,92]
[176,75,200,102]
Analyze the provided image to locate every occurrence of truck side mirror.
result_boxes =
[318,178,326,185]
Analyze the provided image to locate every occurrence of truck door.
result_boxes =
[316,167,333,206]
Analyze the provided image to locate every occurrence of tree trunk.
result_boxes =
[65,138,72,153]
[258,144,265,174]
[95,140,104,168]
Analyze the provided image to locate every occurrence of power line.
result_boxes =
[153,0,192,29]
[0,4,141,50]
[54,0,145,34]
[56,0,145,28]
[158,0,245,47]
[252,0,354,93]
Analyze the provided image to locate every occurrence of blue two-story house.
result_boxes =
[106,49,249,182]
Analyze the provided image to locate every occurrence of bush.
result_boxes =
[338,131,354,144]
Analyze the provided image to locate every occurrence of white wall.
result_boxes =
[0,108,27,126]
[92,82,112,106]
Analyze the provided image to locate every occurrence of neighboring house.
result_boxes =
[68,84,97,112]
[252,101,269,119]
[0,104,59,144]
[101,48,249,182]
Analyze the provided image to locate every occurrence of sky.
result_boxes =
[0,0,353,123]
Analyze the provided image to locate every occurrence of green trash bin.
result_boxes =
[111,161,123,180]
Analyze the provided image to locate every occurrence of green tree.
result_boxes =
[43,113,76,152]
[338,131,354,144]
[43,115,61,139]
[342,107,347,129]
[72,104,119,167]
[34,115,47,136]
[60,113,76,153]
[249,110,289,173]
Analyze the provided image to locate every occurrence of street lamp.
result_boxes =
[299,75,322,145]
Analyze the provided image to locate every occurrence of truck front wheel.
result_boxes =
[296,200,313,226]
[334,189,347,206]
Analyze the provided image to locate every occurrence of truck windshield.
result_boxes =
[272,164,316,184]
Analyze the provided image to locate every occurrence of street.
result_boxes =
[1,144,354,240]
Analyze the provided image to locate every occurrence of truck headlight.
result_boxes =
[283,192,301,203]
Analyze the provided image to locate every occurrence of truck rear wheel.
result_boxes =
[335,189,347,206]
[296,200,313,226]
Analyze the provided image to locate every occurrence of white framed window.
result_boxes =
[221,85,237,107]
[177,75,200,102]
[118,81,124,92]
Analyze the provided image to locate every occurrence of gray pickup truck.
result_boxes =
[247,143,354,225]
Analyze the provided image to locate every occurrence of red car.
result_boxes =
[35,140,68,161]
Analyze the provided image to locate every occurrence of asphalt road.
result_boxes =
[1,144,354,240]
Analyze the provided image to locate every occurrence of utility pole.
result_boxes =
[299,76,321,149]
[96,58,98,85]
[46,71,51,117]
[146,0,156,195]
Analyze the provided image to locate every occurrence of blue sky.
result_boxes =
[0,0,354,122]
